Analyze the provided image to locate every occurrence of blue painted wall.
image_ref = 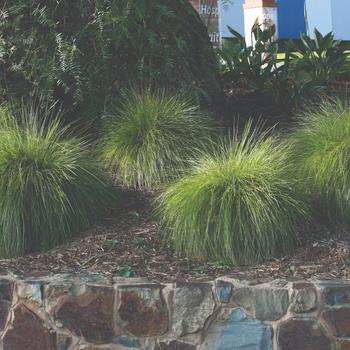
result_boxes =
[277,0,306,39]
[219,0,307,40]
[218,0,350,41]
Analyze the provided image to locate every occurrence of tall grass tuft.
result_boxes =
[289,100,350,224]
[100,89,215,189]
[157,123,308,265]
[0,105,113,257]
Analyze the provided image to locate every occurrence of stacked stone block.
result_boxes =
[0,274,348,349]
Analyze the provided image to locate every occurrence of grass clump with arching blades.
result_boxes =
[100,89,215,189]
[289,100,350,224]
[0,105,113,258]
[157,123,309,265]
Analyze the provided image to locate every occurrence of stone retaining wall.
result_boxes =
[0,273,349,349]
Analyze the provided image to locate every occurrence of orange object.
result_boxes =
[243,0,277,9]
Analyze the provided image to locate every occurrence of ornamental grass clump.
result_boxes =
[0,106,113,258]
[157,124,309,265]
[289,100,350,224]
[100,89,215,189]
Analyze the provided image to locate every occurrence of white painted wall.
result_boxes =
[219,0,245,37]
[244,6,278,46]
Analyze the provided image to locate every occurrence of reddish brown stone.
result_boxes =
[49,285,116,344]
[323,307,350,337]
[157,340,196,350]
[76,346,116,350]
[337,339,350,350]
[278,318,333,350]
[293,282,314,290]
[3,304,56,350]
[189,0,199,12]
[243,0,278,9]
[118,287,168,337]
[0,279,13,330]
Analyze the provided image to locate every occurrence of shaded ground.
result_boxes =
[0,192,349,282]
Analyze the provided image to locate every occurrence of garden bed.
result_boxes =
[1,192,349,283]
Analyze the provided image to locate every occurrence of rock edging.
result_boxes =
[0,273,348,349]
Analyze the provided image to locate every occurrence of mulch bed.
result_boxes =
[0,191,349,282]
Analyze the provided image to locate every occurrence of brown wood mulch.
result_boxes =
[0,191,349,283]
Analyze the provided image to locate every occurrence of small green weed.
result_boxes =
[118,265,133,278]
[102,239,118,252]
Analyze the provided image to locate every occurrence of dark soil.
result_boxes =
[0,191,349,282]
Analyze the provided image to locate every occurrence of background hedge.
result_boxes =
[0,0,221,126]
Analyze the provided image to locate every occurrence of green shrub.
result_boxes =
[218,26,321,112]
[157,124,308,265]
[0,105,113,257]
[293,30,350,83]
[289,100,350,224]
[0,0,220,125]
[218,25,278,90]
[100,89,215,189]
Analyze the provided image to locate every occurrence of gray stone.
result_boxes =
[78,345,139,350]
[232,287,289,321]
[0,279,13,330]
[291,282,317,313]
[269,279,288,288]
[172,283,215,336]
[56,333,73,350]
[115,338,141,348]
[202,308,273,350]
[16,281,43,305]
[44,280,88,313]
[41,273,112,288]
[113,277,152,285]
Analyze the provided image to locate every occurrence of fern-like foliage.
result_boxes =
[0,0,220,125]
